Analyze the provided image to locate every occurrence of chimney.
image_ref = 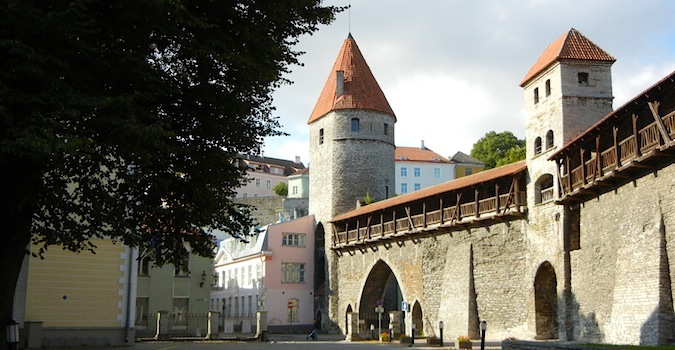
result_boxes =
[295,156,301,164]
[336,70,345,97]
[421,140,427,150]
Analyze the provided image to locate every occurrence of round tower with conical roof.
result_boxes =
[308,34,396,227]
[308,34,396,330]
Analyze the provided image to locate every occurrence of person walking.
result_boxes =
[307,319,318,340]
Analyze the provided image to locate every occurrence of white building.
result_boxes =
[234,155,304,199]
[395,141,455,194]
[211,215,316,333]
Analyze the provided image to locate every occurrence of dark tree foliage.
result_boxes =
[470,131,525,168]
[0,0,341,340]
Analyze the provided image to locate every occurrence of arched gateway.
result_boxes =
[358,260,404,335]
[534,261,558,339]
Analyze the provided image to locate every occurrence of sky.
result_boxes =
[262,0,675,167]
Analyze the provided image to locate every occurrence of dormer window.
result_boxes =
[578,72,589,85]
[534,88,540,104]
[351,118,360,132]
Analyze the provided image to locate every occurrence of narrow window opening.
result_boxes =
[578,72,589,85]
[384,123,389,135]
[546,130,554,149]
[535,137,542,155]
[545,79,551,96]
[351,118,359,132]
[534,87,540,104]
[319,128,324,144]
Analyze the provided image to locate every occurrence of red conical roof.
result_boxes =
[307,34,395,124]
[520,28,616,87]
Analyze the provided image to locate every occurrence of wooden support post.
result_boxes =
[405,207,414,230]
[474,189,479,217]
[649,101,672,145]
[580,148,586,185]
[595,135,601,179]
[632,114,640,158]
[439,198,444,224]
[565,156,572,193]
[495,184,500,214]
[422,203,427,228]
[613,126,620,168]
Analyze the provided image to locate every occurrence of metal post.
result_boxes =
[389,323,393,343]
[439,321,444,347]
[411,322,415,346]
[480,320,487,350]
[370,324,374,340]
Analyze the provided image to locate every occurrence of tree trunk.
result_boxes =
[0,195,36,349]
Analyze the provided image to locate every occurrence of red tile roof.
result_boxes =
[307,34,396,124]
[331,160,527,222]
[520,28,616,87]
[395,146,452,164]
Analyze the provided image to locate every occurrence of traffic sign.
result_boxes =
[401,301,408,312]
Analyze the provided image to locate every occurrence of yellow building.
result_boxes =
[14,239,137,347]
[450,151,486,178]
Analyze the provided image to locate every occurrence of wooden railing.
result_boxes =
[333,191,526,246]
[559,112,675,198]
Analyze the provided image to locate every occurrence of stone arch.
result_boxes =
[411,300,423,337]
[534,261,558,339]
[535,174,554,204]
[358,260,403,335]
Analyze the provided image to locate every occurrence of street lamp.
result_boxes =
[6,319,19,350]
[480,320,487,350]
[439,321,444,347]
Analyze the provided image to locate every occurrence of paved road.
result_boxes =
[49,334,503,350]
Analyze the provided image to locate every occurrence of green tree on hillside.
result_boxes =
[0,1,341,341]
[470,131,526,168]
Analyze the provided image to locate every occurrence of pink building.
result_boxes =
[212,215,316,333]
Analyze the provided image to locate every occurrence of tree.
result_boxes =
[0,0,341,341]
[273,182,289,197]
[470,131,526,168]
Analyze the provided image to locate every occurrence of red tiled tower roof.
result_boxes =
[520,28,616,87]
[307,34,396,124]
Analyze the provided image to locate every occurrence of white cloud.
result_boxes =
[263,0,675,163]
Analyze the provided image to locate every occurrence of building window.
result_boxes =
[535,174,555,204]
[135,297,149,325]
[287,298,299,322]
[255,179,260,187]
[319,128,324,144]
[384,123,389,135]
[172,298,189,325]
[400,167,407,177]
[351,118,360,132]
[413,167,420,177]
[281,263,305,283]
[282,233,306,247]
[546,130,554,149]
[465,168,472,176]
[266,180,271,189]
[534,137,542,155]
[414,183,421,191]
[400,183,408,194]
[534,87,540,104]
[292,186,298,195]
[433,168,440,178]
[545,79,551,96]
[174,258,189,277]
[138,257,150,276]
[578,72,589,85]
